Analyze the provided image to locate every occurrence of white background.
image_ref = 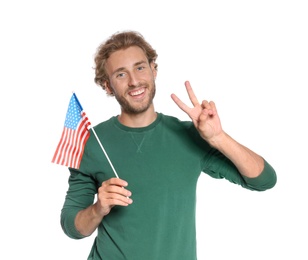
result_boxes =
[1,1,307,259]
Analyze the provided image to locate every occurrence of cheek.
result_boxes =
[108,81,125,96]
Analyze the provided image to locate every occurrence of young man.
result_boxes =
[60,31,277,260]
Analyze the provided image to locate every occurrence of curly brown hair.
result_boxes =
[94,30,158,92]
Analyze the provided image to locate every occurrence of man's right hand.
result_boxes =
[95,178,133,217]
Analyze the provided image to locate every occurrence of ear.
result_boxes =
[151,62,157,79]
[104,81,114,95]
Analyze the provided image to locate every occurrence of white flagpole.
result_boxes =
[90,127,119,178]
[73,91,119,178]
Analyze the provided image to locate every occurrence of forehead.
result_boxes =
[106,46,147,72]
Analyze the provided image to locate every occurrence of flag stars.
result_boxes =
[64,96,82,129]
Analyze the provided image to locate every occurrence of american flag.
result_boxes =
[52,93,91,169]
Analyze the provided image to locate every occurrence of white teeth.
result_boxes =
[130,89,144,96]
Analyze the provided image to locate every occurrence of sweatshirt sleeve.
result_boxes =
[203,147,277,192]
[60,168,97,239]
[241,159,277,191]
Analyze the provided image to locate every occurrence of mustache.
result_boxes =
[128,82,148,90]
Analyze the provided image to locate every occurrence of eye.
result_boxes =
[137,66,145,71]
[116,72,125,78]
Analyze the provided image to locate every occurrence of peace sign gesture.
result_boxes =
[171,81,223,143]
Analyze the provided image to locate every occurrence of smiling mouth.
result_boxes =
[129,88,145,96]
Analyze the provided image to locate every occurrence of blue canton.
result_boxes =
[64,95,82,129]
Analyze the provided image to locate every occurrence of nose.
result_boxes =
[128,72,139,87]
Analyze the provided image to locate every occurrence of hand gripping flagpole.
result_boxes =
[74,92,119,178]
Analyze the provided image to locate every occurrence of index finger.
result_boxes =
[171,92,190,113]
[105,177,128,187]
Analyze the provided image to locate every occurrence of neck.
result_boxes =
[118,106,157,128]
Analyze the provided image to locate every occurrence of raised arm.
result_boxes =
[171,81,264,178]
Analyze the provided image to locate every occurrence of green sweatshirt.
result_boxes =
[61,113,276,260]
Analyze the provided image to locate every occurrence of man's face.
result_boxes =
[104,46,157,114]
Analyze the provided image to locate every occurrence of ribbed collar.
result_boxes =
[112,112,162,133]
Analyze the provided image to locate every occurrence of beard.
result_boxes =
[114,81,156,114]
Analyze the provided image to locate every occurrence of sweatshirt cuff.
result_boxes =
[242,159,277,191]
[61,208,86,239]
